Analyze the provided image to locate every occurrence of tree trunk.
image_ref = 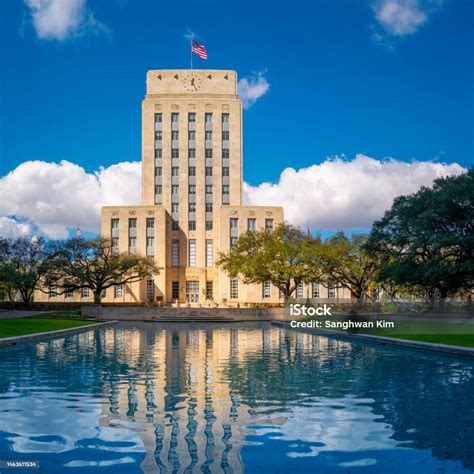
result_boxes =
[439,288,448,308]
[93,291,102,305]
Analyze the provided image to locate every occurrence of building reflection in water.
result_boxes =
[0,321,472,473]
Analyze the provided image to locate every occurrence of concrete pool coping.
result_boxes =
[272,321,474,359]
[0,320,118,347]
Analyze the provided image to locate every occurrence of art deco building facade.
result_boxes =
[100,69,285,305]
[35,69,352,305]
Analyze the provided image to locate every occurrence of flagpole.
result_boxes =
[190,38,193,69]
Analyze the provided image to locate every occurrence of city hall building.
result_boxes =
[101,69,284,305]
[37,69,351,305]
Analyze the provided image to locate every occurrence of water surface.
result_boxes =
[0,321,472,473]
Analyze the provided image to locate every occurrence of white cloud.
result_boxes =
[0,155,466,239]
[25,0,107,40]
[0,160,141,239]
[371,0,442,38]
[238,72,270,109]
[243,154,466,231]
[0,217,34,239]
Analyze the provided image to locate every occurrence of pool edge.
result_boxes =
[0,320,118,347]
[272,321,474,359]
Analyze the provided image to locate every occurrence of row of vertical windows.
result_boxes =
[171,239,214,267]
[155,148,227,162]
[111,218,154,254]
[155,112,229,124]
[228,218,273,232]
[186,203,213,212]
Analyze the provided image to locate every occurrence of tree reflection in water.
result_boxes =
[0,322,472,473]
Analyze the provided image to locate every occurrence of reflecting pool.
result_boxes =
[0,322,473,473]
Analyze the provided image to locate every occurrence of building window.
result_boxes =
[129,218,137,229]
[230,236,238,247]
[147,237,154,248]
[205,167,213,176]
[205,203,213,213]
[296,282,304,299]
[206,220,213,231]
[188,112,196,123]
[222,113,229,123]
[189,148,196,158]
[262,281,271,299]
[155,131,162,140]
[222,167,230,177]
[188,130,196,140]
[171,131,179,141]
[230,278,239,299]
[222,131,229,141]
[155,113,162,123]
[172,203,179,212]
[155,167,162,176]
[81,287,90,298]
[186,280,199,303]
[205,113,212,123]
[111,218,119,229]
[147,278,154,301]
[171,167,179,176]
[189,239,196,267]
[328,282,336,298]
[189,202,196,212]
[155,185,162,195]
[172,149,179,158]
[188,166,196,176]
[222,149,229,159]
[206,239,213,267]
[206,281,213,300]
[230,218,238,229]
[171,112,179,123]
[171,185,179,195]
[312,282,320,298]
[129,237,137,249]
[155,148,162,158]
[247,218,256,231]
[265,219,274,231]
[205,130,213,140]
[172,281,179,300]
[146,218,155,229]
[205,185,213,194]
[188,221,196,231]
[171,220,180,231]
[222,185,230,195]
[205,149,213,158]
[65,285,74,298]
[114,285,123,298]
[172,240,179,267]
[112,237,119,249]
[189,185,196,194]
[49,285,57,298]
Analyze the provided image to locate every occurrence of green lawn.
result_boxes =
[0,318,97,339]
[387,334,474,348]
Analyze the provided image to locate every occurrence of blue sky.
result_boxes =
[0,0,472,238]
[1,0,473,180]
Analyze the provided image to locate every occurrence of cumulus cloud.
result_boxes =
[371,0,442,39]
[0,217,34,239]
[243,154,465,231]
[238,72,270,109]
[0,160,141,238]
[0,155,466,239]
[25,0,107,40]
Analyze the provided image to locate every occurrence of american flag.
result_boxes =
[192,40,208,60]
